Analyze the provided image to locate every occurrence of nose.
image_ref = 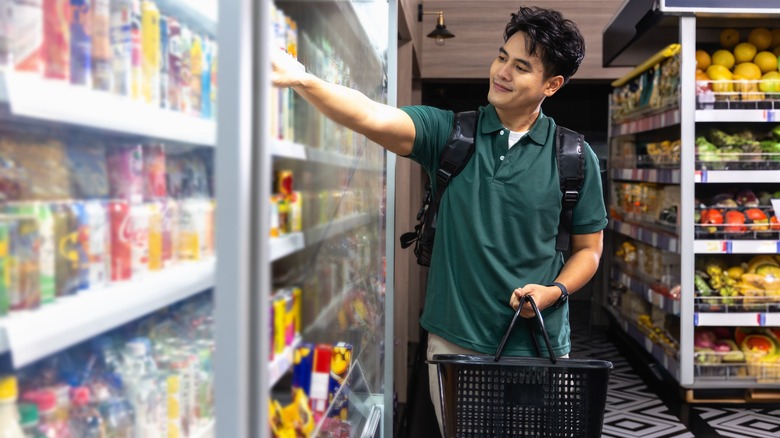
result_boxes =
[495,62,512,81]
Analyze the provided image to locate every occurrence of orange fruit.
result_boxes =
[753,51,778,73]
[711,50,736,69]
[696,50,712,70]
[734,62,762,80]
[720,28,740,49]
[734,42,758,64]
[748,28,773,51]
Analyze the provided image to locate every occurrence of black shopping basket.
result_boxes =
[428,295,613,437]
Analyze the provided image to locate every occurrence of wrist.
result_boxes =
[550,281,569,309]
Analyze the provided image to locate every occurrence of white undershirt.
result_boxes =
[508,130,527,149]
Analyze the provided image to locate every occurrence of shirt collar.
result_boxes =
[480,104,551,147]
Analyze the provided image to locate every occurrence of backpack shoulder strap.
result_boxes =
[426,110,478,231]
[555,125,585,253]
[436,111,478,190]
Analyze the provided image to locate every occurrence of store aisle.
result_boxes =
[399,300,780,438]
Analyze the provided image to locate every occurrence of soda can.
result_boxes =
[51,201,79,297]
[0,219,10,316]
[109,0,132,95]
[70,0,92,86]
[159,15,169,109]
[148,201,162,271]
[141,0,160,105]
[8,215,40,311]
[128,202,149,278]
[91,0,111,91]
[43,0,70,80]
[5,202,55,304]
[71,200,90,291]
[85,200,109,287]
[109,200,131,281]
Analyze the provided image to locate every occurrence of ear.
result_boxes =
[543,75,565,96]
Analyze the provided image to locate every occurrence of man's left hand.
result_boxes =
[509,284,561,318]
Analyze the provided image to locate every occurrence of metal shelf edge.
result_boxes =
[0,259,215,369]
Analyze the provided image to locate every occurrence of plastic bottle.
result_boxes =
[18,403,43,438]
[0,376,25,438]
[68,387,105,438]
[34,390,70,438]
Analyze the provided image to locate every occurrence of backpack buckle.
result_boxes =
[563,190,579,205]
[436,168,452,185]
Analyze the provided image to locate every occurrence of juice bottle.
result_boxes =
[91,0,111,91]
[0,376,24,438]
[68,387,105,438]
[140,0,160,106]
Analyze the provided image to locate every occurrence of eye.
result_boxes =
[497,55,506,62]
[515,65,526,72]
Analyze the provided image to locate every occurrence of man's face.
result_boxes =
[487,32,562,116]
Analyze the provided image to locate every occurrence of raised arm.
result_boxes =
[271,50,416,156]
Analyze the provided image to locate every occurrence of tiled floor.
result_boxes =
[399,301,780,437]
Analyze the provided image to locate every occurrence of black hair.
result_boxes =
[504,6,585,84]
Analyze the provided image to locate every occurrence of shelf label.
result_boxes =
[644,337,653,352]
[702,241,724,253]
[694,313,699,326]
[759,313,766,326]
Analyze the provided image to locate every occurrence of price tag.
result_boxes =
[704,241,723,253]
[644,337,653,352]
[752,241,777,253]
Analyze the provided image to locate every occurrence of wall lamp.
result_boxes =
[418,4,455,46]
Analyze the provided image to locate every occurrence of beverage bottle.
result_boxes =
[0,376,25,438]
[33,390,70,437]
[18,403,44,438]
[68,387,105,438]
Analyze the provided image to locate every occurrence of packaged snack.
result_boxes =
[107,143,143,204]
[66,137,109,199]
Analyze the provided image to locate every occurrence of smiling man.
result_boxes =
[272,6,607,435]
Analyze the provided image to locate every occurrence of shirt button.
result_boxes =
[500,130,504,135]
[500,155,505,161]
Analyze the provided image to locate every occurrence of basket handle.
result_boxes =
[494,295,557,364]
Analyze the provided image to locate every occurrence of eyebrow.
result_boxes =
[499,47,533,71]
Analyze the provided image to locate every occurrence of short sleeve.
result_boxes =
[570,143,608,234]
[400,105,454,174]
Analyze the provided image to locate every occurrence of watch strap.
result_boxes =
[551,281,569,308]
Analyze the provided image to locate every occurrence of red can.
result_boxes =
[109,200,131,281]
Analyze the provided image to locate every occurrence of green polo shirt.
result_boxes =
[401,104,607,356]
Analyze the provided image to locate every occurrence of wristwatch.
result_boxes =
[550,282,569,309]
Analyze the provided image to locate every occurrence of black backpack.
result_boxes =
[399,111,585,267]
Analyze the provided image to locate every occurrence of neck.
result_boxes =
[495,105,541,132]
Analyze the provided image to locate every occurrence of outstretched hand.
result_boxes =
[271,47,307,88]
[509,284,561,318]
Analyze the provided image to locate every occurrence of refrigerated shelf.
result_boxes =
[0,73,216,146]
[694,170,780,183]
[611,168,681,184]
[0,259,215,370]
[609,218,680,252]
[693,240,780,254]
[608,307,681,381]
[612,266,681,315]
[269,213,373,261]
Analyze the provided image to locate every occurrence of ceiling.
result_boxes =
[413,0,633,81]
